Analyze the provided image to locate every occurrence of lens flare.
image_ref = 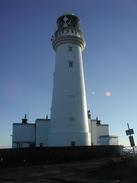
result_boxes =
[105,91,112,97]
[91,91,95,95]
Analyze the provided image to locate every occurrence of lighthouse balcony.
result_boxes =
[52,28,85,41]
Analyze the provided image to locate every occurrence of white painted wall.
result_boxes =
[90,120,98,145]
[35,119,50,147]
[48,42,91,146]
[99,135,118,145]
[99,136,110,145]
[109,136,119,145]
[12,118,118,147]
[12,123,35,148]
[97,124,109,144]
[97,124,109,136]
[90,119,110,145]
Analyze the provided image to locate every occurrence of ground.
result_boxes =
[0,157,137,183]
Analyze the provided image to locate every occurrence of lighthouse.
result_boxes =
[12,14,119,149]
[48,13,91,147]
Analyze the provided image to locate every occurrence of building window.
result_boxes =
[71,141,76,147]
[40,143,43,147]
[68,46,73,51]
[69,117,75,121]
[68,61,73,68]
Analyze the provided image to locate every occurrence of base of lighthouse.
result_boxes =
[48,132,91,147]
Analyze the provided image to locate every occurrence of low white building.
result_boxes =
[12,115,118,148]
[99,135,119,145]
[12,118,35,148]
[88,117,118,146]
[35,118,50,147]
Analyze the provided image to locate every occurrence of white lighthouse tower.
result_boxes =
[48,13,91,147]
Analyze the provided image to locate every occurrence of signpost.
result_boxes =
[126,128,134,136]
[125,123,135,155]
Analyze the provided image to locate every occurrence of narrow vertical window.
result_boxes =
[40,143,43,147]
[68,46,73,51]
[71,141,76,147]
[68,61,73,68]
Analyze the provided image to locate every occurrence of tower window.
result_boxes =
[69,117,75,121]
[40,143,43,147]
[68,61,73,67]
[68,46,73,51]
[71,141,76,147]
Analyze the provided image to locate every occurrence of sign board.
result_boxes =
[126,128,134,136]
[129,135,135,147]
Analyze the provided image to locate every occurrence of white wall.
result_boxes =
[97,124,109,144]
[99,136,109,145]
[99,135,118,145]
[90,120,97,145]
[12,123,35,148]
[97,124,109,137]
[90,119,110,145]
[12,117,118,147]
[35,119,50,147]
[49,42,91,146]
[109,136,118,145]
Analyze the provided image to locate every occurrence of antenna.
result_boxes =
[22,114,27,124]
[27,112,30,121]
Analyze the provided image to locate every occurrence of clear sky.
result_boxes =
[0,0,137,147]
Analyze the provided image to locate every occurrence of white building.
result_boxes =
[89,117,118,146]
[35,118,50,147]
[12,116,35,148]
[12,116,50,148]
[12,115,118,148]
[12,13,118,148]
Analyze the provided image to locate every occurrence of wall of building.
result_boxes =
[99,135,118,145]
[35,119,50,147]
[109,136,119,145]
[97,124,109,144]
[12,118,118,148]
[90,120,98,145]
[49,42,91,146]
[99,136,110,145]
[90,119,109,145]
[12,123,35,148]
[97,124,109,137]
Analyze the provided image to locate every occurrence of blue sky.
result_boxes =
[0,0,137,147]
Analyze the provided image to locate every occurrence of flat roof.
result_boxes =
[13,123,35,125]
